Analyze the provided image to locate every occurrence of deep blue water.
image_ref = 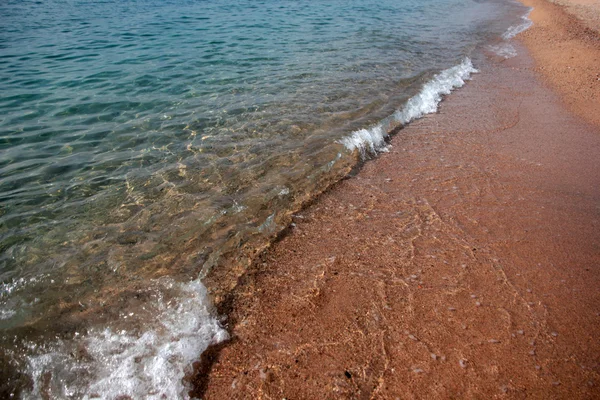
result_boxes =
[0,0,528,397]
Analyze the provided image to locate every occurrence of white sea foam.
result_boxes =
[339,58,477,160]
[394,58,477,124]
[488,7,533,58]
[0,308,16,320]
[0,275,47,298]
[502,8,533,39]
[1,274,47,321]
[488,43,518,59]
[23,278,228,400]
[339,124,389,160]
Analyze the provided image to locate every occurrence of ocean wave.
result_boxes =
[394,58,478,124]
[502,7,533,39]
[22,278,228,400]
[340,57,478,159]
[339,124,390,160]
[488,7,532,59]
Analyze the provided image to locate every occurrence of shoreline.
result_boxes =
[0,4,535,399]
[194,0,600,398]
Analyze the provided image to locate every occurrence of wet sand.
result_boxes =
[193,1,600,398]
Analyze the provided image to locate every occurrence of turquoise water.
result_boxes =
[0,0,528,397]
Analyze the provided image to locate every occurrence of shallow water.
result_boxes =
[0,0,529,397]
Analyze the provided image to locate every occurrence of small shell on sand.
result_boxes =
[459,359,468,368]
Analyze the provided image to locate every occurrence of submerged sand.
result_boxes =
[193,1,600,398]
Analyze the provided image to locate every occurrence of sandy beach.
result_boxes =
[192,0,600,398]
[519,0,600,126]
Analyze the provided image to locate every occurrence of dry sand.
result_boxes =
[548,0,600,32]
[519,0,600,127]
[192,0,600,398]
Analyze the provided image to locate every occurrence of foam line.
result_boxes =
[394,58,477,124]
[340,57,478,159]
[339,124,389,160]
[502,7,533,39]
[23,278,228,400]
[488,7,533,58]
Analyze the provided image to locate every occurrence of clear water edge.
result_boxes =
[0,0,532,397]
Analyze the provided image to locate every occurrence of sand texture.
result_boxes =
[192,2,600,399]
[549,0,600,32]
[520,0,600,127]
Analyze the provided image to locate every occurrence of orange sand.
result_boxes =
[192,1,600,398]
[519,0,600,127]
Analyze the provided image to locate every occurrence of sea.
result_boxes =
[0,0,531,398]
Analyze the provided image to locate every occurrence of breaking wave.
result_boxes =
[21,279,228,400]
[340,58,478,159]
[503,7,533,39]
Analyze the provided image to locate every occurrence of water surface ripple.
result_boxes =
[0,0,528,397]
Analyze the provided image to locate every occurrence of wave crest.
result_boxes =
[340,58,478,159]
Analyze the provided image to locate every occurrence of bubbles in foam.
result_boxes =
[22,278,228,400]
[503,8,533,39]
[394,58,477,125]
[1,275,48,322]
[488,43,518,59]
[340,58,477,160]
[488,8,532,59]
[0,308,16,320]
[339,124,389,160]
